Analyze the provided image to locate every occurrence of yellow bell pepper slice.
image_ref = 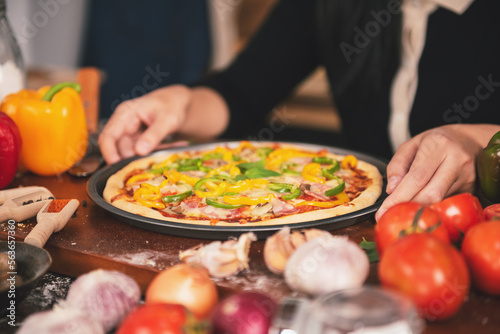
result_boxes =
[126,172,157,186]
[266,148,316,170]
[341,155,358,169]
[165,170,200,187]
[302,163,325,184]
[223,150,233,162]
[133,183,165,209]
[224,178,270,193]
[194,180,228,198]
[232,141,255,154]
[226,180,251,193]
[206,162,241,177]
[223,193,275,206]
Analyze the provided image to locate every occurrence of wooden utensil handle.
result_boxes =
[78,67,101,134]
[24,224,51,248]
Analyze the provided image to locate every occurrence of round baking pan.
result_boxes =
[87,142,388,240]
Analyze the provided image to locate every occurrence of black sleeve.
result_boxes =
[196,0,320,138]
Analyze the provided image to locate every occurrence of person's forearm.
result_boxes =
[177,87,229,139]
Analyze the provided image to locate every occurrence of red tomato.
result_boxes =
[430,193,483,243]
[461,221,500,295]
[116,303,205,334]
[375,202,449,256]
[484,204,500,221]
[379,233,470,321]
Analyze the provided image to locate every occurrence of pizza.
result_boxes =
[103,141,383,226]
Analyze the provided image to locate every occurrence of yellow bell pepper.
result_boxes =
[0,82,88,176]
[302,163,325,184]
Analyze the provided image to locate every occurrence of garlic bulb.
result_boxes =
[18,308,104,334]
[284,235,369,296]
[180,232,257,278]
[64,269,141,332]
[263,227,331,275]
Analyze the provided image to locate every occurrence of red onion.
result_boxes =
[210,291,277,334]
[18,308,104,334]
[64,269,141,332]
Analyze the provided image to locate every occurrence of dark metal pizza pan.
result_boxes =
[87,142,388,240]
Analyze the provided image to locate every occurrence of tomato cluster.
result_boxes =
[375,193,500,322]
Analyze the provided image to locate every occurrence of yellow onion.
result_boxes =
[146,263,219,319]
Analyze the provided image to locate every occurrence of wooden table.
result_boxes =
[1,170,499,334]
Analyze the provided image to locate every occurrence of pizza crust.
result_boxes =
[103,143,383,227]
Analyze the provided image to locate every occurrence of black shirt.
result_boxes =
[198,0,500,159]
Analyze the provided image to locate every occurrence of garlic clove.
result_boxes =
[284,235,369,296]
[179,232,256,278]
[303,228,332,241]
[264,227,333,275]
[290,230,307,248]
[235,231,257,269]
[263,227,294,275]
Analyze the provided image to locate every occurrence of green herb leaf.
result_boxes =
[237,160,265,172]
[245,167,281,179]
[359,238,379,263]
[234,174,248,181]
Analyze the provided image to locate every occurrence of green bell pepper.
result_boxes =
[477,131,500,203]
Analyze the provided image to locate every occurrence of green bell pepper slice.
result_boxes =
[206,197,246,209]
[269,183,301,201]
[162,190,193,203]
[321,160,340,179]
[325,177,345,197]
[312,156,334,164]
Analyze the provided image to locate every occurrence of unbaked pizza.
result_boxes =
[103,141,383,226]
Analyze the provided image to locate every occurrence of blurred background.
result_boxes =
[6,0,340,144]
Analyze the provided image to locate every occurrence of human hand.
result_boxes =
[98,85,192,164]
[375,125,485,221]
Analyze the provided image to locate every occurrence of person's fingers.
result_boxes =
[99,100,146,163]
[375,136,446,220]
[412,148,476,203]
[385,139,420,194]
[117,136,137,160]
[135,104,186,156]
[411,160,459,204]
